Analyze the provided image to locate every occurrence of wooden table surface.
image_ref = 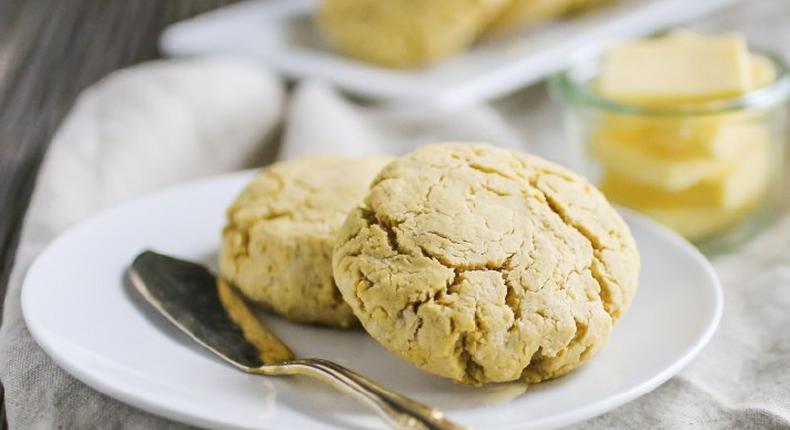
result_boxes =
[0,1,235,427]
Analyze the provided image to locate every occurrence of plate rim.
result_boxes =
[21,170,723,430]
[512,210,724,429]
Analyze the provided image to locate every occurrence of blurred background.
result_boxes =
[0,0,788,428]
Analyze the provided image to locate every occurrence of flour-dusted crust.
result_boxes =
[333,143,639,383]
[220,156,392,328]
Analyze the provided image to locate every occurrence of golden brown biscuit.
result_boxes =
[490,0,613,34]
[317,0,509,68]
[333,143,639,383]
[220,156,391,328]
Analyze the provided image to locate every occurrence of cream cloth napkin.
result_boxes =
[2,1,790,428]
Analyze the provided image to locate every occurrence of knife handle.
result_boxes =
[256,358,467,430]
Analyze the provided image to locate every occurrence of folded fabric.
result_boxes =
[0,56,283,429]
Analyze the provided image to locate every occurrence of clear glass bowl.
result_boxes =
[551,50,790,253]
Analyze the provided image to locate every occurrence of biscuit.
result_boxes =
[317,0,508,68]
[333,143,639,383]
[489,0,613,34]
[220,156,391,328]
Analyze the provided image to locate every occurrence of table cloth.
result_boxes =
[1,1,789,428]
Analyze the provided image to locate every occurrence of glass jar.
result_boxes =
[552,50,790,252]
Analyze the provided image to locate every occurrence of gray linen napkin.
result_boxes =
[2,0,790,428]
[0,57,284,429]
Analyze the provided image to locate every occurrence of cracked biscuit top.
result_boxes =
[220,156,392,328]
[332,143,639,384]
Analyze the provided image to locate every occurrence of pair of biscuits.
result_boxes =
[219,143,639,384]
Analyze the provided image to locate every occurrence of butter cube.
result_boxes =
[642,202,760,241]
[750,54,777,89]
[592,121,770,190]
[598,34,752,103]
[666,31,776,90]
[600,135,770,209]
[593,113,754,160]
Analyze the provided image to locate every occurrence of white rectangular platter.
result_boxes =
[161,0,742,109]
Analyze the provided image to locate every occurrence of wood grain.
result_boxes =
[0,1,235,427]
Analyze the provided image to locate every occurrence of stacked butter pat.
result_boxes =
[592,32,776,240]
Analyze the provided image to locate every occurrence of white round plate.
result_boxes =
[22,171,722,430]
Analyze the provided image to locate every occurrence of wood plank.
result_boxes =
[0,1,236,427]
[0,0,236,319]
